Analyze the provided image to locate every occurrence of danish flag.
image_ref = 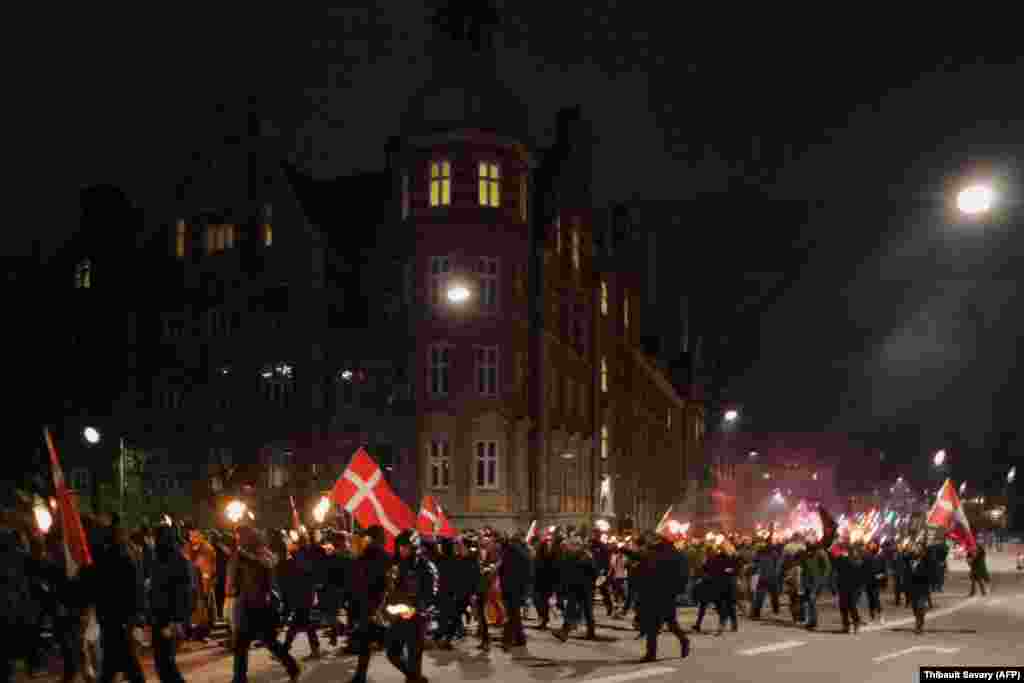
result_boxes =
[417,495,457,538]
[331,448,416,551]
[44,428,93,577]
[927,479,976,553]
[525,520,537,543]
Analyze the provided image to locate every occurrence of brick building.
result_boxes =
[77,1,704,531]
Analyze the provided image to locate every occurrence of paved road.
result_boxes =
[20,571,1024,683]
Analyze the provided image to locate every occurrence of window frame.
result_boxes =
[571,228,580,270]
[478,161,501,208]
[478,256,499,312]
[600,357,609,393]
[428,438,451,490]
[601,424,609,460]
[175,220,187,258]
[600,281,608,315]
[430,160,451,207]
[476,345,499,397]
[429,344,451,397]
[429,255,452,307]
[474,440,500,490]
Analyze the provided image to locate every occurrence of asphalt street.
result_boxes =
[21,570,1023,683]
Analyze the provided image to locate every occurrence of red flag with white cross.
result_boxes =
[417,495,457,538]
[331,448,415,551]
[927,479,977,553]
[44,428,93,577]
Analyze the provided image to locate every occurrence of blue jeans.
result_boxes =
[803,578,824,627]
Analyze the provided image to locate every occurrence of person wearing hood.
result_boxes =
[149,525,193,683]
[226,526,300,683]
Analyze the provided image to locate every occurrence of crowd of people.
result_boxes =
[2,507,992,683]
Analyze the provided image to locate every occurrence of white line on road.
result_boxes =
[738,640,807,656]
[988,598,1004,605]
[860,596,981,633]
[872,645,960,663]
[583,666,678,683]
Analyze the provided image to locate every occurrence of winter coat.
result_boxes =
[498,540,532,599]
[558,548,597,591]
[150,548,194,626]
[279,549,317,610]
[636,541,684,624]
[348,544,394,623]
[907,555,932,599]
[532,546,559,594]
[865,553,887,587]
[832,554,865,592]
[801,547,832,583]
[752,548,781,587]
[86,541,145,626]
[389,555,436,615]
[590,540,611,574]
[782,554,802,594]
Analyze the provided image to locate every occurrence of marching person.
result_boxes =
[532,539,557,630]
[907,543,933,634]
[864,542,886,624]
[348,526,395,683]
[801,541,831,631]
[590,529,615,617]
[385,530,434,683]
[750,542,781,619]
[635,533,690,662]
[967,546,990,597]
[831,543,864,634]
[553,536,597,642]
[498,532,531,649]
[149,525,193,683]
[281,536,321,660]
[226,526,300,683]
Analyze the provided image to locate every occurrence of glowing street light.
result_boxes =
[959,481,967,495]
[933,450,946,467]
[446,282,471,304]
[34,504,53,534]
[225,499,247,524]
[83,426,101,445]
[723,409,739,423]
[957,183,996,216]
[1009,467,1016,485]
[772,491,785,505]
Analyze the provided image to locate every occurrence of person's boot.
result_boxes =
[553,626,569,643]
[349,653,371,683]
[537,620,548,631]
[585,625,596,640]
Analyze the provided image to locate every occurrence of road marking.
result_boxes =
[988,598,1004,605]
[738,640,807,656]
[860,596,980,633]
[873,646,960,663]
[583,667,677,683]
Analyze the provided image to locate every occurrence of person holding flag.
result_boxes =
[331,449,416,552]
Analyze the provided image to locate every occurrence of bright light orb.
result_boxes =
[313,496,331,524]
[83,426,101,445]
[957,184,995,216]
[933,450,946,467]
[1009,466,1016,485]
[446,283,470,304]
[723,409,739,423]
[226,500,247,524]
[34,505,53,533]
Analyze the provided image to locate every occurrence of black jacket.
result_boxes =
[636,541,683,622]
[498,540,532,598]
[86,543,145,626]
[150,549,194,625]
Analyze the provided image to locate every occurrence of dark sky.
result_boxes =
[33,6,1023,475]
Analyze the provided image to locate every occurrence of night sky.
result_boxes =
[32,6,1023,481]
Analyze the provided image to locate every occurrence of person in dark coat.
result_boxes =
[907,543,933,634]
[383,531,434,683]
[149,525,193,683]
[589,530,614,617]
[226,526,299,683]
[452,538,478,642]
[433,538,460,649]
[635,535,690,662]
[968,546,990,596]
[553,537,597,642]
[498,534,531,649]
[863,542,887,624]
[750,544,781,619]
[831,544,865,634]
[347,526,396,683]
[319,533,349,649]
[532,540,558,630]
[281,538,321,659]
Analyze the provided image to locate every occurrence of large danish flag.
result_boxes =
[927,478,976,553]
[331,448,415,551]
[417,495,457,538]
[44,428,93,577]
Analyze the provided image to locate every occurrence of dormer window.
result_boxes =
[74,259,91,289]
[479,162,500,207]
[430,160,451,207]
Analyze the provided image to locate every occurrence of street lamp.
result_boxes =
[933,450,946,467]
[446,282,471,304]
[724,409,739,424]
[1009,467,1016,485]
[82,426,128,516]
[83,426,101,445]
[957,183,996,216]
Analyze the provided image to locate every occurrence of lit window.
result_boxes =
[555,215,562,254]
[519,174,528,222]
[260,362,295,405]
[478,257,499,311]
[478,162,500,207]
[205,224,235,253]
[429,345,450,396]
[623,291,630,329]
[401,171,410,219]
[74,259,91,289]
[430,160,451,207]
[667,409,672,429]
[476,346,498,397]
[600,357,608,393]
[263,223,273,247]
[571,228,580,270]
[175,220,187,258]
[600,281,608,315]
[429,439,450,489]
[601,425,609,460]
[475,440,499,489]
[430,256,451,306]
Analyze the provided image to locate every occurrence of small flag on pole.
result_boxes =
[525,520,537,543]
[290,495,302,532]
